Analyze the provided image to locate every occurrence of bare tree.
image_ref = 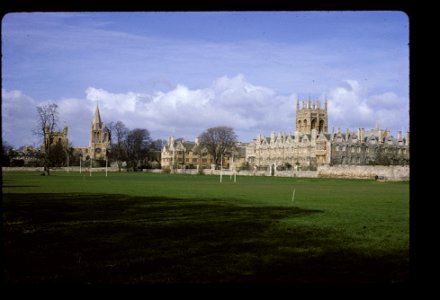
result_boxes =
[125,128,151,171]
[108,121,129,172]
[198,126,238,167]
[34,104,59,175]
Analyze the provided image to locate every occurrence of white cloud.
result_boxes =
[327,80,409,133]
[1,89,40,148]
[2,76,409,148]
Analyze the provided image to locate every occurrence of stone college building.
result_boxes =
[161,98,409,172]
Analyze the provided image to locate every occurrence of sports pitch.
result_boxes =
[2,171,409,283]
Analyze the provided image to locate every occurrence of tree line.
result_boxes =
[1,103,238,174]
[106,121,165,172]
[1,104,164,174]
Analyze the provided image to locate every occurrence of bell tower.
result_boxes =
[89,105,110,159]
[295,97,328,135]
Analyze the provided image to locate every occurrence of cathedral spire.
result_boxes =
[92,105,102,129]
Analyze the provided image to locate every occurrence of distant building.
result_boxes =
[330,127,409,166]
[162,97,409,172]
[246,98,331,171]
[161,136,247,170]
[245,98,409,171]
[73,105,111,161]
[43,126,69,151]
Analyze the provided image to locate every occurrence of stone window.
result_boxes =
[335,145,339,151]
[357,147,361,153]
[342,145,346,151]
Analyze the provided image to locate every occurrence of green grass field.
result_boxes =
[2,171,409,283]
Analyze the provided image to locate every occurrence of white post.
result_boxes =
[105,157,108,177]
[232,152,236,183]
[80,158,82,174]
[172,148,175,174]
[220,153,223,183]
[90,158,92,176]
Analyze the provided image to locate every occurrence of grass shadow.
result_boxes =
[3,193,408,284]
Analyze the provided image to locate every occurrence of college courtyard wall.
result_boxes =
[167,165,409,181]
[3,165,409,181]
[317,165,409,181]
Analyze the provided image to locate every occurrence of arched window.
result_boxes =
[311,118,317,130]
[319,120,325,133]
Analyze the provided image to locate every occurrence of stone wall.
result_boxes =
[3,165,409,181]
[317,165,409,181]
[2,166,120,172]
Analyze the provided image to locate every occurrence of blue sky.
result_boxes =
[2,11,409,148]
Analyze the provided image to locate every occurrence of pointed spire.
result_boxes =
[325,96,328,110]
[92,105,102,127]
[397,131,402,140]
[296,97,300,110]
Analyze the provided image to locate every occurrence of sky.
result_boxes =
[2,11,409,148]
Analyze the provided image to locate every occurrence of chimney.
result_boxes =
[405,131,410,145]
[397,131,402,140]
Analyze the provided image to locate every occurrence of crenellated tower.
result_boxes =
[295,97,328,134]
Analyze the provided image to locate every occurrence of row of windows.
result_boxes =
[335,145,361,152]
[163,158,213,163]
[335,146,407,154]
